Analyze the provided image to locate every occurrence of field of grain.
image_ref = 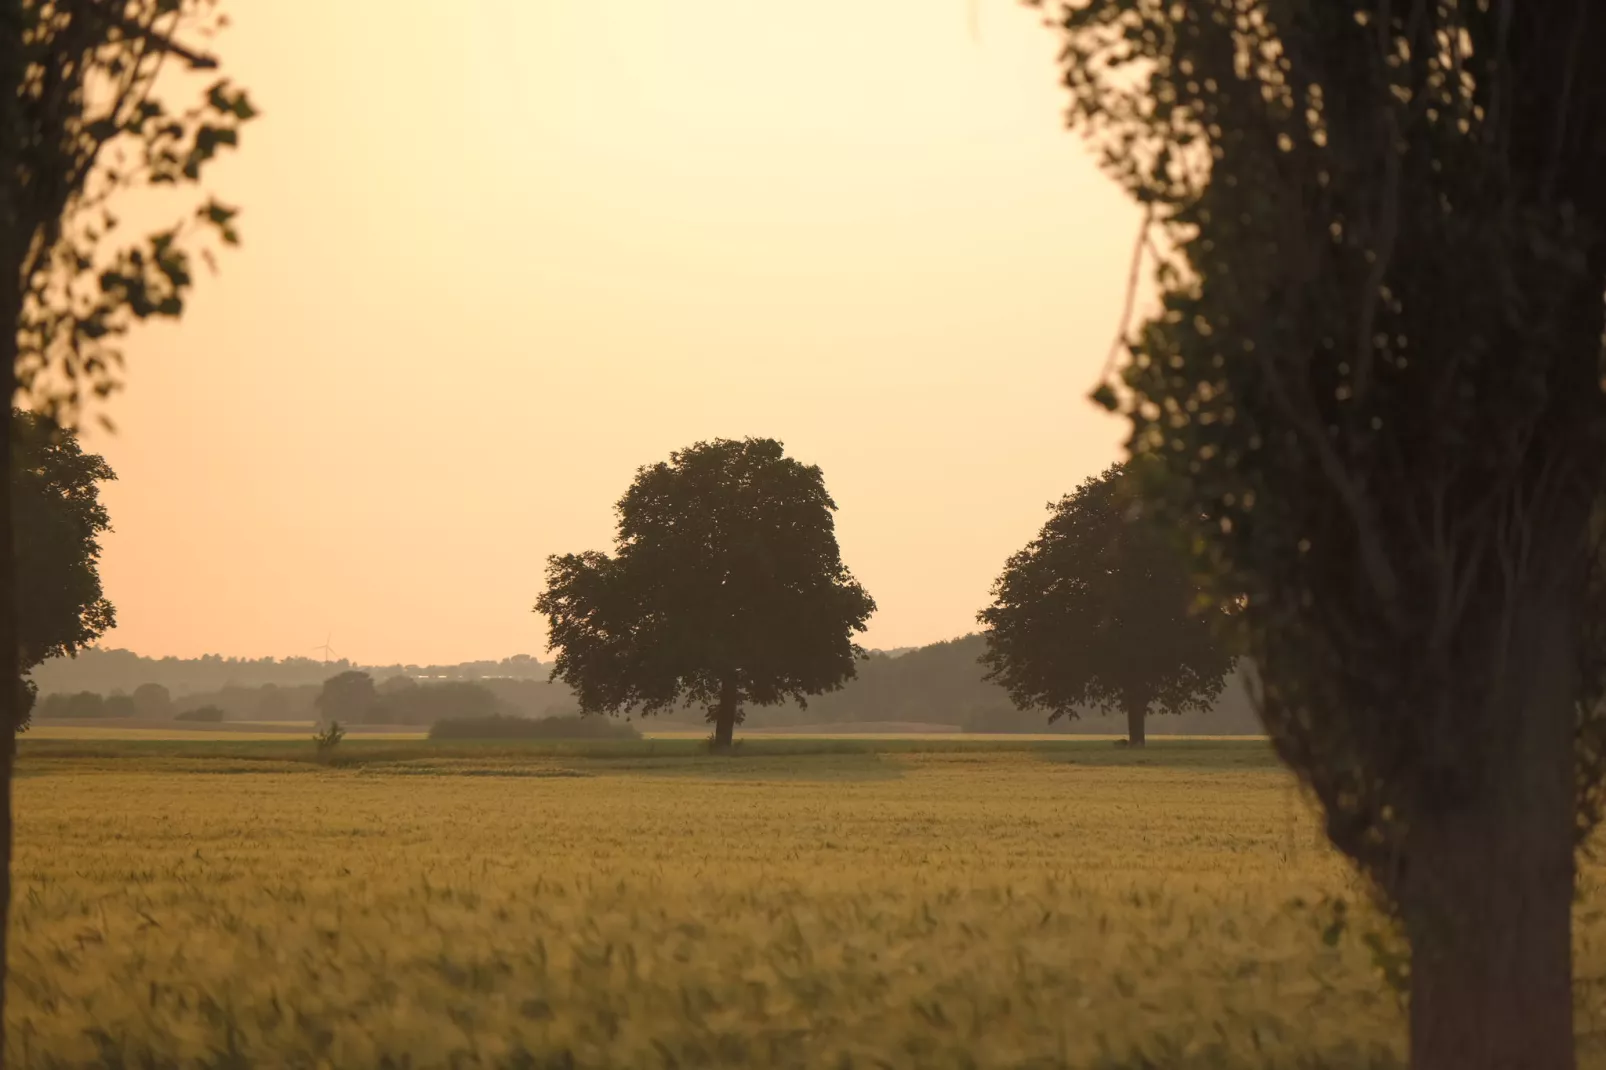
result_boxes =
[12,739,1606,1068]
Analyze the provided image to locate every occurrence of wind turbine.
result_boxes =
[312,632,339,666]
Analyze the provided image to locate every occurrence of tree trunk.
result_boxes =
[1125,703,1145,747]
[0,9,21,1056]
[711,677,738,753]
[1402,588,1578,1070]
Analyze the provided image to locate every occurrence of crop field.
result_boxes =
[12,739,1606,1068]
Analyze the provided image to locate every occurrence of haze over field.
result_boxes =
[86,0,1136,667]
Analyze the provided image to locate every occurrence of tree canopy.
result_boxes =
[978,463,1233,745]
[1042,0,1606,1064]
[536,437,875,750]
[314,670,376,726]
[13,409,115,729]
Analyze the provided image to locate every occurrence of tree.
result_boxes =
[314,670,377,726]
[131,682,172,719]
[536,437,876,750]
[1,1,256,1047]
[13,409,115,729]
[978,463,1234,746]
[1043,1,1606,1065]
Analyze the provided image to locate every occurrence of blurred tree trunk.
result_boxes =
[711,677,738,752]
[0,3,21,1057]
[1402,585,1578,1070]
[1124,703,1145,747]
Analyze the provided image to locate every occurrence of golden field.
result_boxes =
[11,739,1606,1068]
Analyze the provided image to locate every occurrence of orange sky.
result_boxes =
[85,0,1137,666]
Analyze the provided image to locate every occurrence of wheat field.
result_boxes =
[11,740,1606,1068]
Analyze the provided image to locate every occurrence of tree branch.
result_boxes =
[69,0,218,70]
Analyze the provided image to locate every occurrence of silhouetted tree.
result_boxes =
[101,693,135,719]
[1046,1,1606,1064]
[978,463,1233,746]
[314,670,378,726]
[131,682,172,719]
[536,437,875,750]
[13,410,115,729]
[0,1,256,1036]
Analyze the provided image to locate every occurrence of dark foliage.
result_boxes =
[536,437,875,749]
[978,463,1234,744]
[367,681,500,725]
[12,410,115,730]
[175,705,224,723]
[428,713,641,741]
[36,690,129,719]
[314,670,377,725]
[131,682,172,718]
[1044,0,1606,1063]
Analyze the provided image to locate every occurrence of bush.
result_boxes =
[176,705,225,723]
[428,713,640,741]
[313,720,346,758]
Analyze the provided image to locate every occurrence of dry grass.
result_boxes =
[10,742,1606,1068]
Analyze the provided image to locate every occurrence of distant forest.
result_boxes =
[28,650,552,696]
[30,637,1261,734]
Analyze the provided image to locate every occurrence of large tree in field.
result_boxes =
[536,437,876,750]
[14,409,116,728]
[1,1,255,1052]
[978,462,1233,746]
[1041,1,1606,1066]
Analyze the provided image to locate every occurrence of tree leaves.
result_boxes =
[978,463,1234,725]
[535,439,876,723]
[11,0,257,424]
[11,411,117,730]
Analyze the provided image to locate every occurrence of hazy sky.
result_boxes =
[88,0,1138,666]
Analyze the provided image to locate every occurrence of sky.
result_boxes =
[86,0,1139,666]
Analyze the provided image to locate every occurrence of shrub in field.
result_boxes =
[175,705,224,723]
[428,713,640,741]
[313,721,346,758]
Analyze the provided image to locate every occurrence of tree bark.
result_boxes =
[0,7,21,1058]
[1402,587,1578,1070]
[711,676,739,753]
[1125,703,1145,747]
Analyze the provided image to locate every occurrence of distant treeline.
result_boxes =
[36,676,580,726]
[33,636,1261,734]
[28,649,551,697]
[666,634,1261,734]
